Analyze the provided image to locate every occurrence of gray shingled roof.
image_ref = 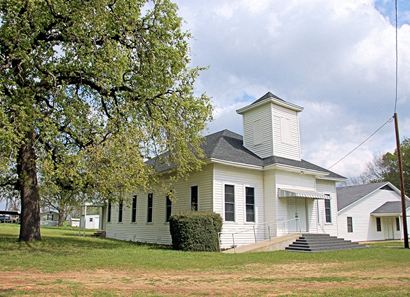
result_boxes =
[149,129,344,180]
[371,201,409,214]
[251,92,287,105]
[336,182,390,211]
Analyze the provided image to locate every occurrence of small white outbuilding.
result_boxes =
[337,182,410,242]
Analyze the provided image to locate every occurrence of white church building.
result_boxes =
[103,92,345,249]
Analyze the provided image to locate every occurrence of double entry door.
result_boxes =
[287,197,309,232]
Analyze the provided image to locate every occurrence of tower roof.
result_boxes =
[236,92,303,114]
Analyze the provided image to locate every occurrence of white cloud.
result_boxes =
[175,0,410,178]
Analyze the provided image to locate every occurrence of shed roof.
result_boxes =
[371,201,409,215]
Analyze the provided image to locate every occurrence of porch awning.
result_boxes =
[371,201,409,216]
[278,188,330,200]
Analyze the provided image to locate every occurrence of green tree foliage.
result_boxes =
[0,0,212,241]
[361,138,409,194]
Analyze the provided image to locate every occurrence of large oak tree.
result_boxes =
[0,0,212,241]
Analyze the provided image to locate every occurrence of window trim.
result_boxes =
[224,184,235,222]
[376,217,382,232]
[147,193,153,223]
[107,201,112,223]
[245,186,255,223]
[118,200,123,223]
[190,185,198,211]
[324,195,332,224]
[166,195,172,222]
[131,195,137,223]
[347,216,353,233]
[396,217,400,231]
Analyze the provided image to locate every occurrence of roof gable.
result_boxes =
[336,182,396,211]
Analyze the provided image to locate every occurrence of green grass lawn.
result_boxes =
[1,224,410,297]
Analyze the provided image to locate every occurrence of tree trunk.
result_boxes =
[58,208,66,227]
[17,130,41,241]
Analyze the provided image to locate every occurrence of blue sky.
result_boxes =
[175,0,410,178]
[375,0,410,25]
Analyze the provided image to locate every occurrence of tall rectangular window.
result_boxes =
[324,195,331,223]
[147,193,153,223]
[396,217,400,231]
[118,200,123,223]
[245,187,255,222]
[131,195,137,223]
[376,217,382,232]
[191,186,198,211]
[107,201,111,223]
[224,185,235,221]
[166,196,172,222]
[347,217,353,233]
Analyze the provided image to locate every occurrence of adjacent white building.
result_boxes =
[103,92,345,249]
[337,182,410,242]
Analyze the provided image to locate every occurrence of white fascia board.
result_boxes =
[236,98,303,114]
[264,163,328,176]
[317,176,347,182]
[209,158,263,170]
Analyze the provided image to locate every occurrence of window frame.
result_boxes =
[224,184,235,222]
[166,195,172,222]
[245,186,255,222]
[107,201,112,223]
[324,195,332,223]
[396,217,400,231]
[118,200,123,223]
[190,185,198,211]
[376,217,382,232]
[131,195,137,223]
[147,193,153,223]
[347,216,353,233]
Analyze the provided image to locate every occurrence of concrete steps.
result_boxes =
[285,233,366,252]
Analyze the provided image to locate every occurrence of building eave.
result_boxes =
[264,163,328,176]
[209,158,263,170]
[316,176,347,182]
[236,98,303,114]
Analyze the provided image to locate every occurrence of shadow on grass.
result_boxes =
[0,230,173,256]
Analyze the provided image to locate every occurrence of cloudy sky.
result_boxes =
[174,0,410,178]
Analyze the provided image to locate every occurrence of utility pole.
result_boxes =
[394,112,409,248]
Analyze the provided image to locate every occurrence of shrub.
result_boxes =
[169,212,222,252]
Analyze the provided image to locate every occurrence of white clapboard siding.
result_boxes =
[272,104,301,160]
[337,189,403,242]
[242,103,273,158]
[263,170,277,237]
[105,164,214,245]
[213,164,265,248]
[316,180,338,236]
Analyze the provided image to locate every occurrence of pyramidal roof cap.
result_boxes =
[251,92,286,104]
[237,92,303,114]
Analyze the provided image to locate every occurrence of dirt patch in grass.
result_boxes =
[2,262,410,297]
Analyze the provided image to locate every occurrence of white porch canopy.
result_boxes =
[278,188,330,200]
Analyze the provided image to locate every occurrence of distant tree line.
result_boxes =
[350,138,409,194]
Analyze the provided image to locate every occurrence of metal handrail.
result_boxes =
[279,217,301,233]
[218,220,277,252]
